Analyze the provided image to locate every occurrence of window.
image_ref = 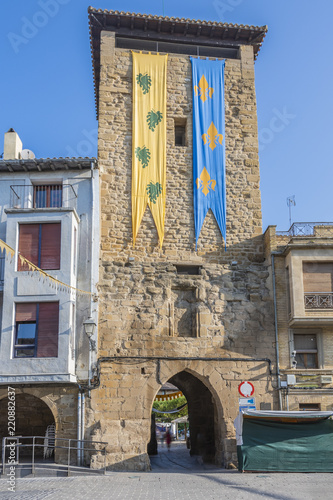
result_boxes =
[303,262,333,292]
[18,223,61,271]
[293,333,318,369]
[175,264,201,275]
[14,302,59,358]
[174,118,187,146]
[303,262,333,309]
[33,185,62,208]
[299,403,321,411]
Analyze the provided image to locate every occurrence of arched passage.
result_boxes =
[149,370,221,465]
[169,371,216,462]
[0,393,55,457]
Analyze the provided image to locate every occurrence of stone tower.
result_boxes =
[88,8,276,470]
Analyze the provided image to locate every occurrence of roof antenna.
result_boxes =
[162,0,165,16]
[287,195,296,229]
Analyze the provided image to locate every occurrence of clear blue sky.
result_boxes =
[1,0,332,232]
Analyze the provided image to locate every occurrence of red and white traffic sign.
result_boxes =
[238,381,254,398]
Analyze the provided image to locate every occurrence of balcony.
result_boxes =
[9,184,77,210]
[277,222,333,240]
[305,293,333,310]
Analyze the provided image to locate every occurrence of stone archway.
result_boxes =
[150,369,223,466]
[169,371,217,463]
[0,393,55,458]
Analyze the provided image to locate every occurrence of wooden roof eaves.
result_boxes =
[88,7,267,118]
[0,158,96,173]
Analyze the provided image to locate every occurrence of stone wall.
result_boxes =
[92,31,277,470]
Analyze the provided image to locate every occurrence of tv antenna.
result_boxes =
[287,195,296,228]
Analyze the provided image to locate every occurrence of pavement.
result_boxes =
[0,441,332,500]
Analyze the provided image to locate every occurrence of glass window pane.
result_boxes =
[16,323,36,345]
[50,186,62,208]
[306,353,317,368]
[15,348,35,357]
[294,334,317,350]
[295,353,305,368]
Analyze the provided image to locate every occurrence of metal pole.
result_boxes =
[32,437,35,476]
[88,342,92,398]
[2,438,6,476]
[77,392,81,466]
[68,440,71,477]
[272,254,283,410]
[81,392,85,466]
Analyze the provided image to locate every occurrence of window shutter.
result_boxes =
[40,223,61,270]
[303,262,333,292]
[37,302,59,357]
[16,303,37,322]
[18,224,39,270]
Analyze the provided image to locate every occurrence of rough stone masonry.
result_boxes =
[88,28,277,471]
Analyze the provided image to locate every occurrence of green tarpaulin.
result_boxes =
[235,411,333,472]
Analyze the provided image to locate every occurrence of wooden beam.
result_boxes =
[5,162,13,172]
[91,13,103,28]
[104,26,251,48]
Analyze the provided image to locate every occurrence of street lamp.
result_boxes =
[83,317,97,396]
[83,317,96,339]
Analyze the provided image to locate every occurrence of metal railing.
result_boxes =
[276,222,333,239]
[9,184,77,210]
[304,293,333,309]
[1,436,108,477]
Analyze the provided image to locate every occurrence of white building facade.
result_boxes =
[0,129,99,459]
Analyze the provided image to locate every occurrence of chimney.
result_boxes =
[3,128,23,159]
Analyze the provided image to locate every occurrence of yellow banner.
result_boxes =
[154,391,184,401]
[132,52,168,247]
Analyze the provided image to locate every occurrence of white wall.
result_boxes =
[0,167,99,384]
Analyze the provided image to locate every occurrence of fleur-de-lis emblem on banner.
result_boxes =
[196,167,216,196]
[202,122,223,151]
[194,75,214,103]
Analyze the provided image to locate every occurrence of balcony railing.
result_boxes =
[9,184,77,210]
[277,222,333,239]
[304,293,333,309]
[0,257,4,287]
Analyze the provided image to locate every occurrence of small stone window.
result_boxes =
[299,403,321,411]
[174,118,187,147]
[175,265,201,275]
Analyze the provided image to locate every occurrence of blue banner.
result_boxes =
[191,57,226,248]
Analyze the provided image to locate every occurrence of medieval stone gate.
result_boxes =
[87,9,277,471]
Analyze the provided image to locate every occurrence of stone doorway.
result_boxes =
[149,370,219,467]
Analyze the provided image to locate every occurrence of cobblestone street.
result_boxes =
[0,442,332,500]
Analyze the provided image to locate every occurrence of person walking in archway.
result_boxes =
[165,429,172,451]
